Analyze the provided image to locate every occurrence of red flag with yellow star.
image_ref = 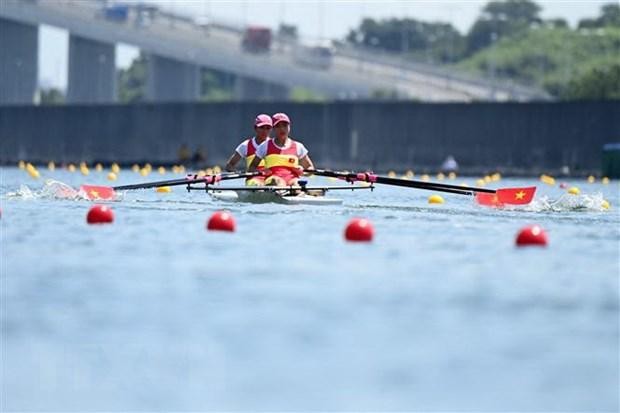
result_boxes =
[475,186,536,207]
[79,185,116,200]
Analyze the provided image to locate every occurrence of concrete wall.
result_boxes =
[145,55,201,102]
[67,35,117,103]
[0,17,38,105]
[1,101,618,174]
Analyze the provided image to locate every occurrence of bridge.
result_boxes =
[0,0,550,105]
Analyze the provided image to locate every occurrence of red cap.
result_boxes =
[254,114,273,128]
[272,112,290,126]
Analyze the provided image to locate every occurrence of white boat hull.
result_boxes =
[209,190,342,205]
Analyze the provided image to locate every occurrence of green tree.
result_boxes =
[117,53,147,103]
[466,0,542,55]
[578,3,620,29]
[346,18,465,63]
[278,23,298,40]
[39,88,65,104]
[562,63,620,100]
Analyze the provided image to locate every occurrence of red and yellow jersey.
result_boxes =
[235,137,266,169]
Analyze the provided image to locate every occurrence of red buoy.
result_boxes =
[86,204,114,224]
[344,218,374,242]
[207,211,236,232]
[515,225,548,247]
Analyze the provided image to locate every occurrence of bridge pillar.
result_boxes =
[145,54,201,102]
[67,35,116,103]
[0,18,38,105]
[234,76,289,101]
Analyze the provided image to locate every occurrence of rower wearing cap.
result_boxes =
[224,113,272,185]
[248,112,315,186]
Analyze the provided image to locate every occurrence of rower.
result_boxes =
[248,112,315,186]
[224,113,272,185]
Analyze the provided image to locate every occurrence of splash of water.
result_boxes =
[6,180,88,201]
[520,193,610,212]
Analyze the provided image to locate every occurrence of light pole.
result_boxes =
[489,31,498,101]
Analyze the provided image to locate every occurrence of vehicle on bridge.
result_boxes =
[241,26,272,53]
[293,44,334,70]
[102,4,129,23]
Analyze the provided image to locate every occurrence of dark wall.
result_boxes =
[1,101,618,174]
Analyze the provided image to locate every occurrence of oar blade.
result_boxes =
[79,185,117,200]
[475,186,536,207]
[497,186,537,205]
[475,192,504,207]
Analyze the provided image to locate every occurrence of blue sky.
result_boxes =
[38,0,608,89]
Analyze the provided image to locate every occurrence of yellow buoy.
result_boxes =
[491,172,501,181]
[436,172,445,181]
[428,194,445,204]
[400,174,410,180]
[475,179,486,186]
[68,163,76,172]
[80,166,90,176]
[205,168,214,176]
[388,171,397,178]
[405,170,414,178]
[587,175,596,183]
[213,165,222,174]
[18,160,26,169]
[602,200,611,210]
[197,170,207,177]
[420,174,430,182]
[27,164,40,179]
[483,175,492,183]
[143,163,152,172]
[111,163,121,174]
[602,177,610,185]
[156,186,172,193]
[567,186,580,195]
[158,166,166,174]
[48,161,55,171]
[95,163,103,172]
[139,168,149,177]
[131,164,140,173]
[540,174,556,185]
[178,165,186,173]
[107,172,117,181]
[448,172,457,180]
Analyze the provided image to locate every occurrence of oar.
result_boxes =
[79,171,260,200]
[307,169,536,206]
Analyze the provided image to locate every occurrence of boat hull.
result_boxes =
[208,190,342,205]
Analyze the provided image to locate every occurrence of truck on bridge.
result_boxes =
[241,26,272,53]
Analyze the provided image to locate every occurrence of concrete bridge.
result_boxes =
[0,0,550,105]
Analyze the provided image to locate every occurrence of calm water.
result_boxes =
[1,166,619,411]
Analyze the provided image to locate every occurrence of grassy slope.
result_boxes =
[457,26,620,96]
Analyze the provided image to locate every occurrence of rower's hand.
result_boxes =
[293,166,305,177]
[259,168,273,177]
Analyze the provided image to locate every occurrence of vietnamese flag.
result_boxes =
[79,185,116,200]
[476,186,536,207]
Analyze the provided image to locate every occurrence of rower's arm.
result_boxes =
[248,156,262,172]
[300,155,315,170]
[224,152,242,172]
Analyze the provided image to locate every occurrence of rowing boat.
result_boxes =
[208,189,343,205]
[196,184,372,205]
[77,169,537,208]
